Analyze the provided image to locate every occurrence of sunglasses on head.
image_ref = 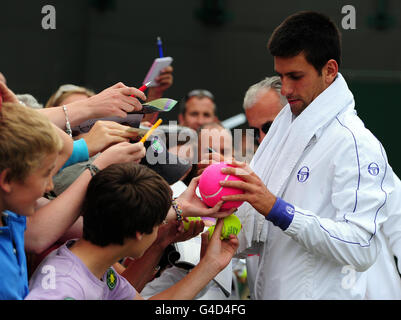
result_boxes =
[185,89,215,102]
[250,121,273,144]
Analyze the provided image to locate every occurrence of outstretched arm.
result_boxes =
[39,82,146,129]
[137,218,238,300]
[122,219,204,292]
[165,176,237,221]
[25,142,146,254]
[221,157,390,272]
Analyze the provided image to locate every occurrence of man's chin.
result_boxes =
[289,100,306,116]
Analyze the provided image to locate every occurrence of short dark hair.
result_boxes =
[179,89,216,115]
[267,11,342,73]
[81,163,172,247]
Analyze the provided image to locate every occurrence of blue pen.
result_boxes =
[157,36,164,58]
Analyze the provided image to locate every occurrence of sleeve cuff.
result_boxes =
[61,138,89,170]
[265,197,295,231]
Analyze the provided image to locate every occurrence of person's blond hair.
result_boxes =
[45,84,95,108]
[0,102,63,182]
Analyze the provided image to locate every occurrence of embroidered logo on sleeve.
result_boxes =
[297,166,310,183]
[368,162,379,176]
[286,205,295,215]
[106,268,117,290]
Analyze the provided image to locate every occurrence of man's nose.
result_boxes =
[198,115,209,125]
[281,79,293,97]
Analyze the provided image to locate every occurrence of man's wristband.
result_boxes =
[85,163,100,177]
[171,199,183,222]
[62,105,72,137]
[266,197,295,231]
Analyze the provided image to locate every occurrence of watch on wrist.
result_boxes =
[85,163,100,177]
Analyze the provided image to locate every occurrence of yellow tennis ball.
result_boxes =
[183,216,202,231]
[208,214,241,240]
[208,225,216,241]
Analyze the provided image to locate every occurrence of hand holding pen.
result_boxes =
[140,118,162,143]
[131,81,152,98]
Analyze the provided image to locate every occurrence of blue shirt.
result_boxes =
[60,138,89,171]
[0,210,28,300]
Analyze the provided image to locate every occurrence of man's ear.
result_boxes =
[135,231,143,241]
[323,59,338,85]
[0,169,13,193]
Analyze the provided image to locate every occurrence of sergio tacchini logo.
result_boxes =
[297,166,310,183]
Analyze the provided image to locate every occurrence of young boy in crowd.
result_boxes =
[26,162,239,300]
[0,101,147,299]
[0,102,63,299]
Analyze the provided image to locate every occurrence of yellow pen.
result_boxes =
[140,119,163,143]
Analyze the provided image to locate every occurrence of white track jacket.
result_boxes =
[236,73,395,299]
[365,173,401,299]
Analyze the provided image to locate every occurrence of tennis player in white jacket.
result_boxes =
[220,11,396,299]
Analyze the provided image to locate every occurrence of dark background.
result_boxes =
[1,0,400,174]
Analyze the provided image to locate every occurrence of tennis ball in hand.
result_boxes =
[208,214,242,240]
[183,217,202,231]
[198,162,244,211]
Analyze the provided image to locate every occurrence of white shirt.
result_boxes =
[236,74,395,299]
[365,173,401,299]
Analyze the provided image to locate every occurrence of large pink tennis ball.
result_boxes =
[198,162,244,211]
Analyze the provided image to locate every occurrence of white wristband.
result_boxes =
[62,105,72,137]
